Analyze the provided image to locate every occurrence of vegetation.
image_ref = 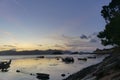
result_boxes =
[98,0,120,46]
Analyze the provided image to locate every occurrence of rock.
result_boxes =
[62,57,74,63]
[87,56,96,59]
[36,73,49,80]
[55,56,61,60]
[63,63,99,80]
[36,56,44,58]
[78,58,87,61]
[0,59,12,72]
[52,51,63,55]
[30,73,34,75]
[16,70,20,73]
[56,58,59,60]
[64,53,120,80]
[61,74,66,77]
[71,52,79,54]
[94,55,120,79]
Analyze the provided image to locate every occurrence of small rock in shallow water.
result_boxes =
[30,73,33,75]
[16,70,20,72]
[36,73,49,80]
[61,74,66,77]
[62,57,74,64]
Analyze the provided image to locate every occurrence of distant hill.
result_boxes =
[0,49,72,55]
[0,49,94,55]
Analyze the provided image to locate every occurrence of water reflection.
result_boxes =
[12,58,64,80]
[0,54,106,80]
[12,58,62,69]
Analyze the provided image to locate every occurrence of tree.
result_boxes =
[98,0,120,46]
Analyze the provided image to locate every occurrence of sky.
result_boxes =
[0,0,111,52]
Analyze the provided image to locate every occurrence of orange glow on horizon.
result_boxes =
[0,42,67,51]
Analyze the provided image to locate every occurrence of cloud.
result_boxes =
[54,44,65,48]
[64,42,98,52]
[49,34,78,43]
[90,39,97,43]
[88,32,99,43]
[80,33,98,39]
[37,44,43,47]
[80,34,88,39]
[80,33,99,43]
[3,45,16,48]
[0,44,17,51]
[92,32,98,36]
[49,33,104,51]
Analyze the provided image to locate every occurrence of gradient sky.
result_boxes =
[0,0,111,51]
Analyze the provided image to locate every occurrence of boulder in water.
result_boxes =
[36,73,49,80]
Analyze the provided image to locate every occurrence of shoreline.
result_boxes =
[63,63,100,80]
[64,54,120,80]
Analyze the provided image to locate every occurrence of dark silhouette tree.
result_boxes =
[98,0,120,46]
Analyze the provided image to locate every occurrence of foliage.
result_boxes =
[98,0,120,46]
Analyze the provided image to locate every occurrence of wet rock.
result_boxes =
[56,58,59,60]
[0,59,12,72]
[63,63,99,80]
[64,54,120,80]
[71,52,79,54]
[36,73,49,80]
[87,56,96,59]
[52,51,63,55]
[36,56,44,58]
[93,55,120,79]
[61,74,66,77]
[55,56,61,60]
[78,58,87,61]
[16,70,20,73]
[62,57,74,64]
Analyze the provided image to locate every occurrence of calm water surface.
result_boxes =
[0,54,107,80]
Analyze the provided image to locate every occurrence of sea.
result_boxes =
[0,54,108,80]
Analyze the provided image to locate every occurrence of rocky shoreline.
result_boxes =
[64,54,120,80]
[63,63,99,80]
